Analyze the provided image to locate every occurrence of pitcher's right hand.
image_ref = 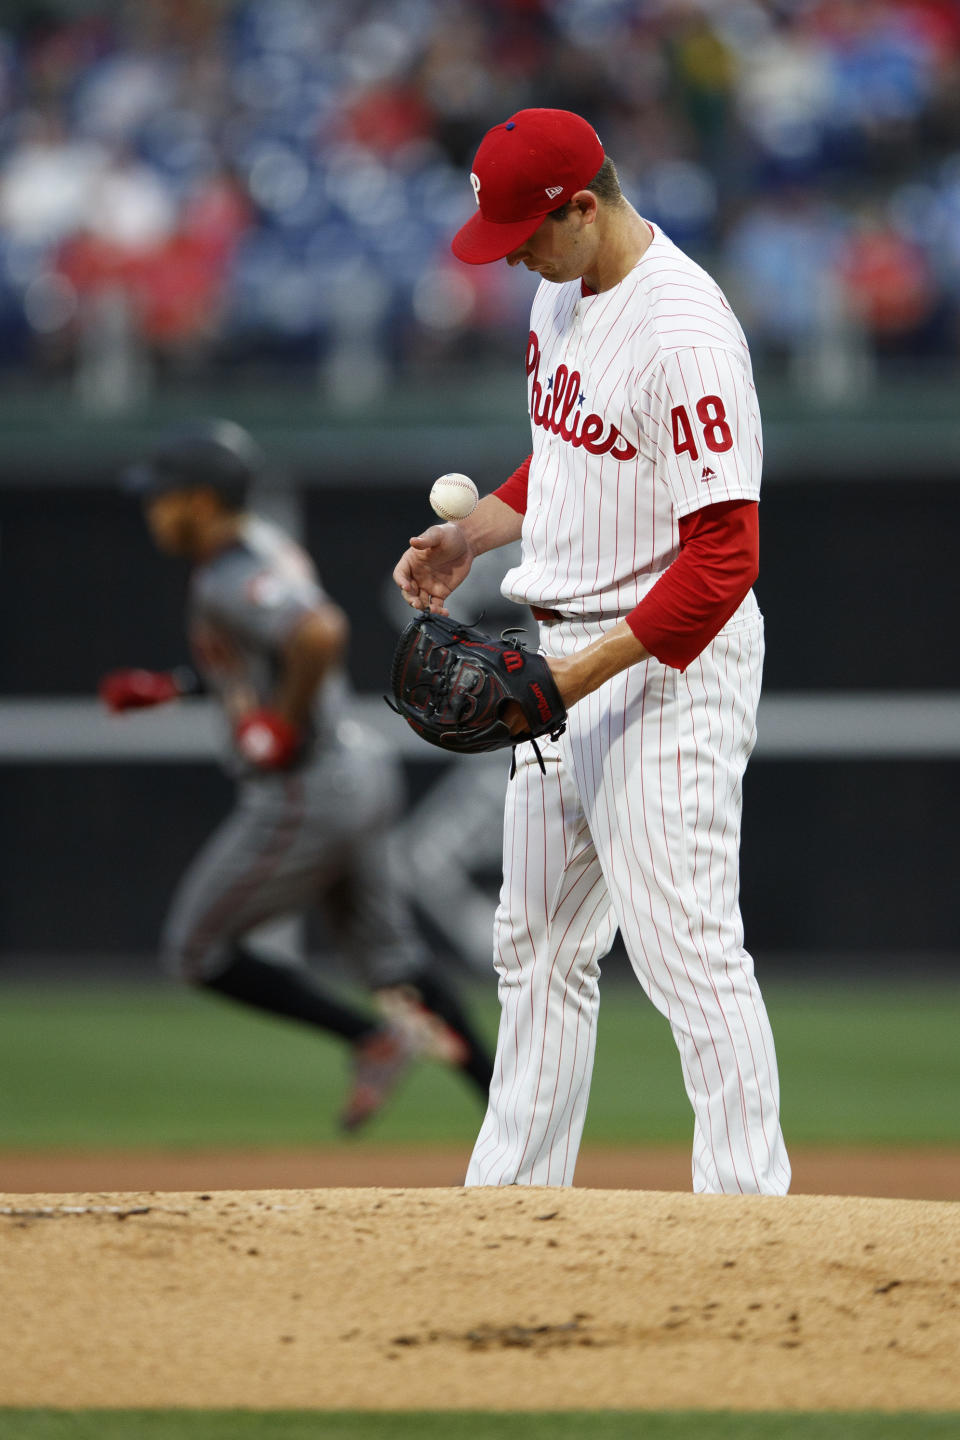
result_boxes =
[392,523,474,615]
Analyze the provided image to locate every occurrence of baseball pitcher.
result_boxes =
[393,110,790,1194]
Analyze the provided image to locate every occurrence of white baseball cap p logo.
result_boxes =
[470,171,481,207]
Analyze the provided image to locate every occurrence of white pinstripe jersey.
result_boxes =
[501,223,763,617]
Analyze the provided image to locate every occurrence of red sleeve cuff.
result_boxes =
[627,500,759,671]
[493,454,531,514]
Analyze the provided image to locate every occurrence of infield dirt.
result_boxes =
[2,1143,959,1198]
[0,1186,957,1411]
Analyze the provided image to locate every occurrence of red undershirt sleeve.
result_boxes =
[493,454,531,514]
[626,499,759,671]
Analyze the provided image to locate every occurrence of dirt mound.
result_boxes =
[1,1187,957,1410]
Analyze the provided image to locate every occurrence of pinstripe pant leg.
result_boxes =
[564,616,789,1196]
[465,743,617,1187]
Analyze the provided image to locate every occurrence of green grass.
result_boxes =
[587,981,960,1148]
[1,1414,958,1440]
[0,982,494,1149]
[763,985,960,1146]
[0,980,958,1151]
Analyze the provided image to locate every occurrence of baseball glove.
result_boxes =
[387,612,567,774]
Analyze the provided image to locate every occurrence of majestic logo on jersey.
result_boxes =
[701,465,716,482]
[526,331,639,461]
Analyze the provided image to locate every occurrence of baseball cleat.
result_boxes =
[375,985,470,1066]
[339,1023,416,1133]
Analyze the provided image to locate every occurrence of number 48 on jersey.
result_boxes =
[671,394,733,461]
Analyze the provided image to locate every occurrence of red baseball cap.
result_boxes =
[452,108,604,265]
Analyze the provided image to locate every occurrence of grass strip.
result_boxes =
[1,1413,959,1440]
[0,980,958,1148]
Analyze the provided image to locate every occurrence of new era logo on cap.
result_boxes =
[451,109,604,265]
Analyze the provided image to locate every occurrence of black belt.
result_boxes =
[530,606,610,624]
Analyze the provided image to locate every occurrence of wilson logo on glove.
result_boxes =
[386,612,566,776]
[530,682,554,723]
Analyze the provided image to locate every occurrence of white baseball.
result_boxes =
[429,472,478,521]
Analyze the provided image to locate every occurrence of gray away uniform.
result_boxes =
[162,516,428,989]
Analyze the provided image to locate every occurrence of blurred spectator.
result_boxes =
[0,0,958,406]
[0,108,108,246]
[836,206,940,349]
[722,189,847,363]
[56,161,248,358]
[669,9,738,165]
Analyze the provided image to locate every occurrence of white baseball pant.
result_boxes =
[466,603,791,1194]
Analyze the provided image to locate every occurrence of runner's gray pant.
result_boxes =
[161,732,426,987]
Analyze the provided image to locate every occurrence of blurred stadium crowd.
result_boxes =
[1,0,959,405]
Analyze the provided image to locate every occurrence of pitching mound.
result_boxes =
[1,1188,957,1411]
